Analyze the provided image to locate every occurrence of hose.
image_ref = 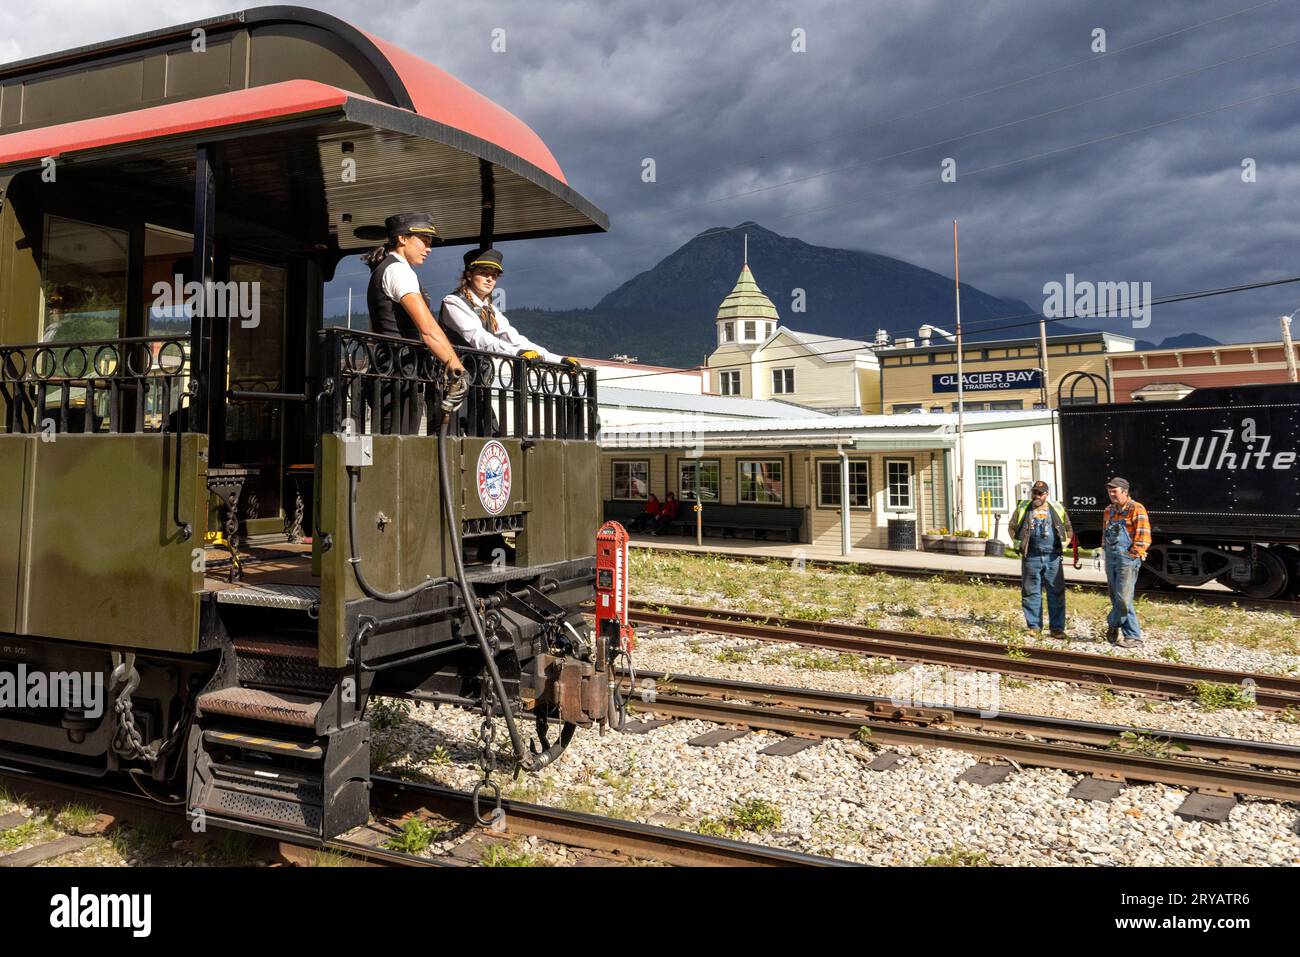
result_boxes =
[347,468,450,602]
[436,417,535,771]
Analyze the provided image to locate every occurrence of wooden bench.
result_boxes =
[602,501,803,542]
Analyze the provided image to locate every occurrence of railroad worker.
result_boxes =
[364,212,466,379]
[438,248,580,368]
[1009,479,1074,639]
[1101,476,1151,648]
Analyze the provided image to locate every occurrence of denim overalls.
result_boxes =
[1021,506,1065,632]
[1104,507,1142,639]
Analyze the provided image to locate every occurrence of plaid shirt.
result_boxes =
[1103,500,1151,559]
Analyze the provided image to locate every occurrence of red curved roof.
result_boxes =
[0,80,349,167]
[365,33,567,185]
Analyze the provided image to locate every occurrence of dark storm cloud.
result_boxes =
[8,0,1298,341]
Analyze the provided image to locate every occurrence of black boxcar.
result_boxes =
[1059,382,1300,598]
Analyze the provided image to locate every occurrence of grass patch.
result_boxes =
[713,647,752,664]
[924,843,992,867]
[0,818,42,852]
[694,817,737,839]
[1278,706,1300,725]
[54,803,99,833]
[384,817,452,854]
[1107,729,1190,759]
[1158,645,1182,662]
[368,697,412,731]
[726,798,783,833]
[1191,681,1255,712]
[481,842,544,867]
[111,819,176,863]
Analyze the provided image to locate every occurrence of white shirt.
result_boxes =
[379,253,421,303]
[438,289,563,363]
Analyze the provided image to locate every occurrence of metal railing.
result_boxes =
[0,335,191,435]
[316,328,598,440]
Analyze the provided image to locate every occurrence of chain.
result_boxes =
[110,652,159,764]
[471,682,502,826]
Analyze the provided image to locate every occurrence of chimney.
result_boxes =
[874,328,891,348]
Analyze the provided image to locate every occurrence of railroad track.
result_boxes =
[630,543,1300,615]
[0,765,844,868]
[630,602,1300,711]
[620,670,1300,804]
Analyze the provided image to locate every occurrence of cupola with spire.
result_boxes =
[715,233,780,347]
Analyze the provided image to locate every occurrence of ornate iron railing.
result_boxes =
[0,335,191,435]
[316,328,598,440]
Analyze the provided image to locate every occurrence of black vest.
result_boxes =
[367,254,422,340]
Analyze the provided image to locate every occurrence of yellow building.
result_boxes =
[704,261,882,413]
[877,330,1135,413]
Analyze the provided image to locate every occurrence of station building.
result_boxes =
[595,256,1058,551]
[1107,338,1300,402]
[875,330,1136,413]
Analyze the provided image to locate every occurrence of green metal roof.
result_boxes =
[715,265,780,321]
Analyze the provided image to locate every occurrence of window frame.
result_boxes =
[771,367,795,395]
[884,458,914,511]
[737,458,785,505]
[612,459,651,501]
[815,457,872,511]
[974,460,1008,512]
[679,458,721,503]
[718,369,740,395]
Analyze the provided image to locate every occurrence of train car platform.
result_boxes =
[627,532,1111,584]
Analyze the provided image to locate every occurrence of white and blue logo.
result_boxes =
[476,441,512,514]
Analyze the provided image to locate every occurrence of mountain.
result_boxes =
[512,222,1048,367]
[1134,332,1221,351]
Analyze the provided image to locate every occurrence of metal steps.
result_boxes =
[196,687,322,729]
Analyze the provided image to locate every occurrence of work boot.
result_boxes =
[1049,630,1068,640]
[1115,634,1143,649]
[1106,626,1119,643]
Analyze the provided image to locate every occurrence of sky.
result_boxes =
[5,0,1300,344]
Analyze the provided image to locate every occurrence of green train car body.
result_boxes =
[0,7,609,838]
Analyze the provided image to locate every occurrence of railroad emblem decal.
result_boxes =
[477,441,512,515]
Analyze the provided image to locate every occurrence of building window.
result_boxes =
[885,459,913,509]
[744,320,756,340]
[613,460,650,500]
[892,403,923,414]
[718,370,740,395]
[986,400,1023,411]
[772,368,794,394]
[722,322,734,342]
[817,459,871,509]
[738,459,783,504]
[680,459,720,502]
[975,462,1007,512]
[40,216,129,342]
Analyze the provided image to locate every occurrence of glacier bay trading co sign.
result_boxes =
[933,369,1042,393]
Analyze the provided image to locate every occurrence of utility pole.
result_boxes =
[953,220,965,531]
[1282,311,1298,383]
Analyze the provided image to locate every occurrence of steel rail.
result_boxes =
[369,776,850,867]
[622,691,1300,803]
[627,669,1300,772]
[630,602,1300,711]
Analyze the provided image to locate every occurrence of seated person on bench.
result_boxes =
[652,492,680,536]
[629,493,661,533]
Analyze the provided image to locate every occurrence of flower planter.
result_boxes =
[955,538,987,557]
[985,539,1006,558]
[921,534,945,553]
[943,535,961,554]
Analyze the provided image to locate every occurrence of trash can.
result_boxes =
[887,518,917,551]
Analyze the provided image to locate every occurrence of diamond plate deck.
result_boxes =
[213,583,320,610]
[197,687,322,728]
